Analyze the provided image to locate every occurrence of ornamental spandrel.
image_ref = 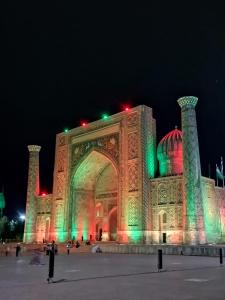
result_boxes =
[71,134,119,167]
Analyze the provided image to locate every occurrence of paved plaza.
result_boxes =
[0,252,225,300]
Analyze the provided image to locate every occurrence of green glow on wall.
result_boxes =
[53,201,65,242]
[56,230,66,242]
[144,114,156,179]
[71,226,78,240]
[24,215,33,239]
[24,193,37,243]
[82,218,88,240]
[24,232,32,243]
[186,183,196,230]
[71,199,77,240]
[158,158,168,176]
[146,141,156,178]
[59,232,66,242]
[129,230,142,243]
[202,182,221,242]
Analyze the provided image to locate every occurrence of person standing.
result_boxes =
[66,242,71,255]
[16,243,21,257]
[75,240,80,248]
[47,241,55,283]
[5,246,10,256]
[54,243,58,255]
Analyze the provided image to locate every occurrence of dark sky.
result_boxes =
[1,3,225,218]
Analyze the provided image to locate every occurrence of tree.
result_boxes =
[0,216,7,241]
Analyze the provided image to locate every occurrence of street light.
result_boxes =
[19,214,25,221]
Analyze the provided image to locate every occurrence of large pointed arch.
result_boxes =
[69,149,119,241]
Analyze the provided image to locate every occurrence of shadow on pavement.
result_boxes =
[51,264,225,284]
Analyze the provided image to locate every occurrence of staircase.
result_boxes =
[57,243,92,254]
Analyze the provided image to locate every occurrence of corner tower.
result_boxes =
[177,96,205,244]
[23,145,41,243]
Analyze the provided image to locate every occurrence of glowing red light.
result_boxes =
[80,120,88,127]
[41,193,46,196]
[122,104,131,112]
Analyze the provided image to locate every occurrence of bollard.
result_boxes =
[158,249,163,271]
[47,246,55,283]
[219,248,223,265]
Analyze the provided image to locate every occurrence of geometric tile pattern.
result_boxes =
[55,201,63,229]
[150,176,183,231]
[128,132,138,159]
[24,146,41,242]
[128,160,138,192]
[57,148,66,172]
[178,96,205,240]
[56,173,66,198]
[128,195,139,226]
[58,136,66,146]
[158,183,168,205]
[127,112,138,127]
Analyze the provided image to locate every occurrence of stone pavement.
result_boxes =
[0,252,225,300]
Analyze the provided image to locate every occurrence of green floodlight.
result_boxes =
[102,113,109,120]
[0,193,5,209]
[64,128,69,133]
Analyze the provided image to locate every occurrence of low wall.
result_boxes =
[99,244,225,257]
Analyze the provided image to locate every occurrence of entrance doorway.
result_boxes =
[162,233,167,243]
[96,223,103,241]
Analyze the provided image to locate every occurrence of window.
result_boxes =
[96,203,103,217]
[162,213,167,224]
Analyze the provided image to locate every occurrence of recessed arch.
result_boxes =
[69,149,118,241]
[70,147,118,187]
[109,207,117,241]
[158,210,167,230]
[45,217,50,241]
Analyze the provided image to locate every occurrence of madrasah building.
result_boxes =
[23,96,225,245]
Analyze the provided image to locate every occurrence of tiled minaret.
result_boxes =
[177,97,206,244]
[23,145,41,243]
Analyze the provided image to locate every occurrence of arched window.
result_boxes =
[162,213,167,224]
[96,203,103,217]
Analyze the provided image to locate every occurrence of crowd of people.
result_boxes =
[0,235,101,257]
[0,242,22,257]
[42,236,92,255]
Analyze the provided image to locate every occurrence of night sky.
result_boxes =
[1,3,225,218]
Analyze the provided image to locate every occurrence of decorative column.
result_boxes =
[23,145,41,243]
[177,97,206,244]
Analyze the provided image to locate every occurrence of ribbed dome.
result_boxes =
[157,127,183,176]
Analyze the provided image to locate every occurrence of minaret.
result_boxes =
[177,96,205,244]
[23,145,41,243]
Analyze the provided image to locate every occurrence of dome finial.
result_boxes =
[175,125,178,129]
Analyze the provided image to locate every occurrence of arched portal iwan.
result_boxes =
[70,150,118,242]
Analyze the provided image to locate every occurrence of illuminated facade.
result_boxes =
[23,97,225,245]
